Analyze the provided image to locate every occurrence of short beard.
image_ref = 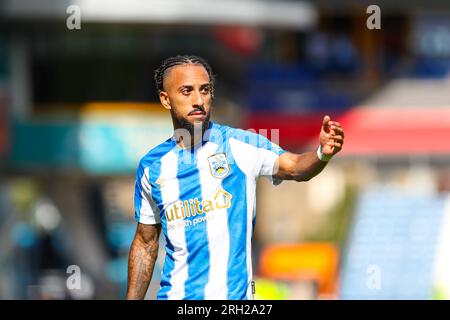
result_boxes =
[172,110,211,146]
[179,112,210,136]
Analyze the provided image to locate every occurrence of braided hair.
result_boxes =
[154,55,215,98]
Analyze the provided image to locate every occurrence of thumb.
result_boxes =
[322,115,330,130]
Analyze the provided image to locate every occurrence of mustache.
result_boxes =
[188,107,206,116]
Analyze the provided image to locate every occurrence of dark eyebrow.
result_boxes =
[178,83,210,92]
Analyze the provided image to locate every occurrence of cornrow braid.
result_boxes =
[154,55,215,98]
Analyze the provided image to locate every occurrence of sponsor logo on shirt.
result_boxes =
[165,188,232,223]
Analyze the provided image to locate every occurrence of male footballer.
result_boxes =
[126,55,344,300]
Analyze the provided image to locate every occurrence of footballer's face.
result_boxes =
[159,64,212,134]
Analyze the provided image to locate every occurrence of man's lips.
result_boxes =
[189,110,206,116]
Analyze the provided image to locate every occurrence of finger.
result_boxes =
[331,126,344,135]
[330,121,341,127]
[327,140,343,148]
[327,133,343,139]
[322,115,331,129]
[330,124,343,131]
[330,135,344,142]
[327,141,342,147]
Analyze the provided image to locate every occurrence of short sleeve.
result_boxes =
[229,129,286,185]
[134,161,161,224]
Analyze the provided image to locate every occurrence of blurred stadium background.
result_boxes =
[1,0,450,300]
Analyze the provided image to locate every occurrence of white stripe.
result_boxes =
[432,195,450,298]
[198,142,230,299]
[229,137,279,178]
[229,138,255,176]
[159,150,188,300]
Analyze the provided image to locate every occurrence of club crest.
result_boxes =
[207,153,230,179]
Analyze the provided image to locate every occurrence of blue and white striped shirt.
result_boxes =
[134,122,285,300]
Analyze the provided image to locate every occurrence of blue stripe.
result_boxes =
[133,163,145,222]
[178,148,210,299]
[222,135,249,300]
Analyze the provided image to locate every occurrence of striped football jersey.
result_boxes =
[134,121,285,300]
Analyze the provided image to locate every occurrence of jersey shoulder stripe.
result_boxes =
[135,138,175,224]
[139,138,176,168]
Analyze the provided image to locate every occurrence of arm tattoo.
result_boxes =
[126,226,160,299]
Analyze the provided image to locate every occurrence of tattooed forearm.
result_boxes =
[126,224,161,300]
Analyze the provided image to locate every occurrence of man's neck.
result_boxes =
[172,121,208,149]
[175,135,202,149]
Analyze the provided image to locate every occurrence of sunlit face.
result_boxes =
[159,64,213,134]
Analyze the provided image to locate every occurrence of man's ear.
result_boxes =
[159,91,171,110]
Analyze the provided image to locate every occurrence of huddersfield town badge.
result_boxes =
[207,153,230,179]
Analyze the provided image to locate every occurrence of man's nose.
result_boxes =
[192,90,204,107]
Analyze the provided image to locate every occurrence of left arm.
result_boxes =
[273,115,344,182]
